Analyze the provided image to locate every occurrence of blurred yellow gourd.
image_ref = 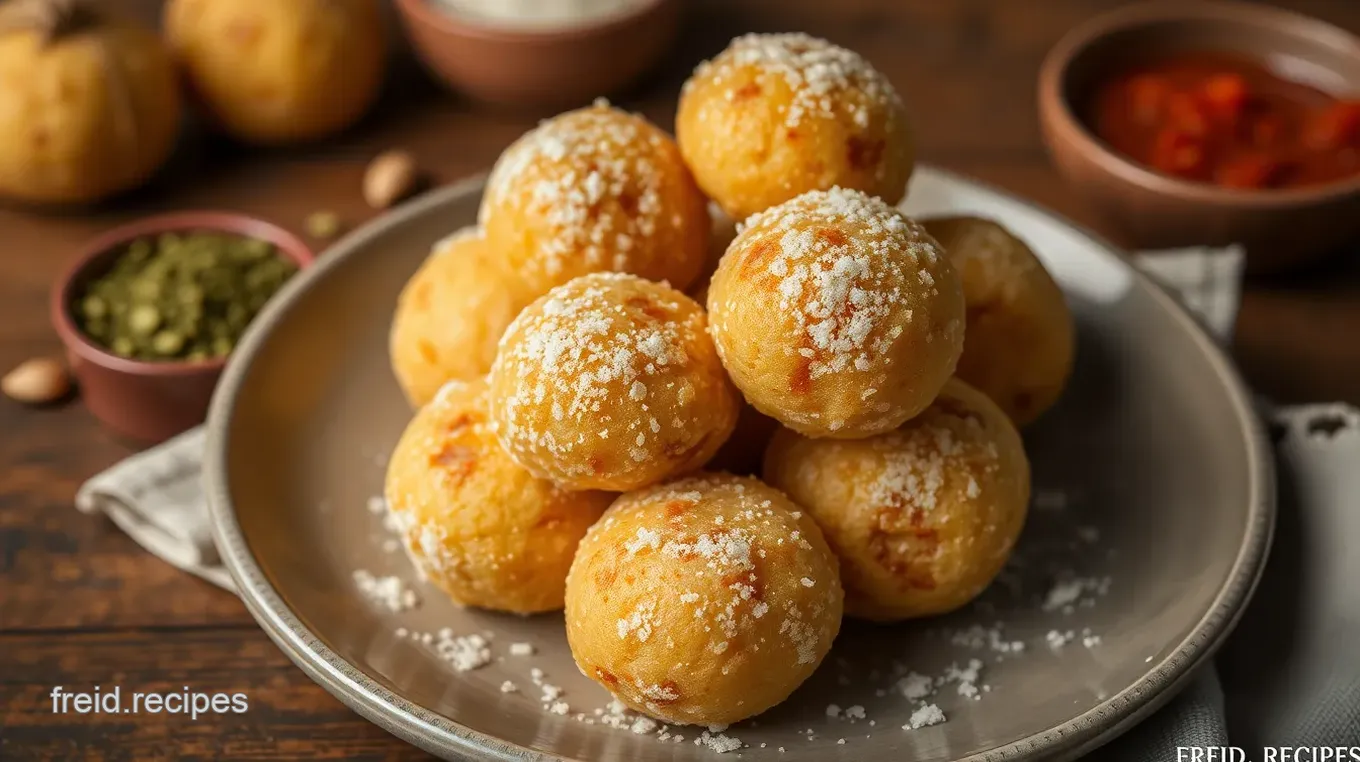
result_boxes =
[0,0,182,204]
[164,0,387,145]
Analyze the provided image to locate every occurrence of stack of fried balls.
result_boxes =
[385,33,1075,728]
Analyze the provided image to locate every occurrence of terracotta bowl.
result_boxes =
[393,0,680,109]
[51,213,315,446]
[1038,0,1360,272]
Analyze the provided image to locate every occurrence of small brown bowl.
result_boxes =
[393,0,680,109]
[51,213,315,446]
[1038,0,1360,272]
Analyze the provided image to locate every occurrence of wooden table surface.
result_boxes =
[3,0,1358,759]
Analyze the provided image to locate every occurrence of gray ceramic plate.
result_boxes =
[204,167,1274,762]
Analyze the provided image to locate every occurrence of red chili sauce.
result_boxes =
[1087,52,1360,190]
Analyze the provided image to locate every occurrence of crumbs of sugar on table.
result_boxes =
[500,680,518,693]
[352,569,419,612]
[509,642,535,656]
[695,730,743,753]
[897,671,934,700]
[1042,575,1111,613]
[905,703,946,729]
[435,631,492,672]
[948,623,1025,654]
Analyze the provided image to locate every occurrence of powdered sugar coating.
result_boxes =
[708,187,964,438]
[481,102,709,292]
[686,33,903,129]
[565,474,844,726]
[677,34,914,220]
[764,378,1030,621]
[489,273,740,491]
[383,378,613,613]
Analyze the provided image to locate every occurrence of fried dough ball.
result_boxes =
[922,216,1075,426]
[489,273,740,491]
[389,228,535,407]
[707,187,964,439]
[480,102,709,293]
[384,378,613,614]
[565,474,843,725]
[763,379,1030,621]
[677,33,913,221]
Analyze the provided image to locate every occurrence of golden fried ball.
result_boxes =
[389,228,535,407]
[707,187,964,439]
[763,379,1030,622]
[480,102,709,293]
[677,33,914,222]
[565,474,843,725]
[384,378,613,614]
[489,273,740,491]
[922,216,1076,426]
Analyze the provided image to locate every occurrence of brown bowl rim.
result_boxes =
[393,0,672,43]
[1039,0,1360,208]
[50,211,317,377]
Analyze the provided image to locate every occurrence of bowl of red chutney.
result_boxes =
[1039,0,1360,272]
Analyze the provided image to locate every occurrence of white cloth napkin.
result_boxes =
[75,247,1257,594]
[76,425,232,591]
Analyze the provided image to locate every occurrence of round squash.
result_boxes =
[164,0,386,145]
[0,0,182,204]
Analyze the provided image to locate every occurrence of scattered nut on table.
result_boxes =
[363,150,420,210]
[2,357,72,405]
[305,210,343,240]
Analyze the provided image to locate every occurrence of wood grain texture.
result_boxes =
[1,0,1357,758]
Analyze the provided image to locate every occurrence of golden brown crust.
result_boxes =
[481,102,709,293]
[708,188,964,438]
[565,473,843,725]
[922,216,1076,426]
[383,378,613,614]
[677,33,914,221]
[763,379,1030,621]
[489,273,740,491]
[388,228,534,407]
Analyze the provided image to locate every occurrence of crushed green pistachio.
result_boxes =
[73,232,299,362]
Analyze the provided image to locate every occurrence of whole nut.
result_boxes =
[363,150,419,210]
[2,357,72,405]
[305,210,342,240]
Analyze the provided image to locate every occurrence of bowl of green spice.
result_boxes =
[52,212,315,444]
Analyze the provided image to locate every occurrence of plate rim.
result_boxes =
[203,166,1276,762]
